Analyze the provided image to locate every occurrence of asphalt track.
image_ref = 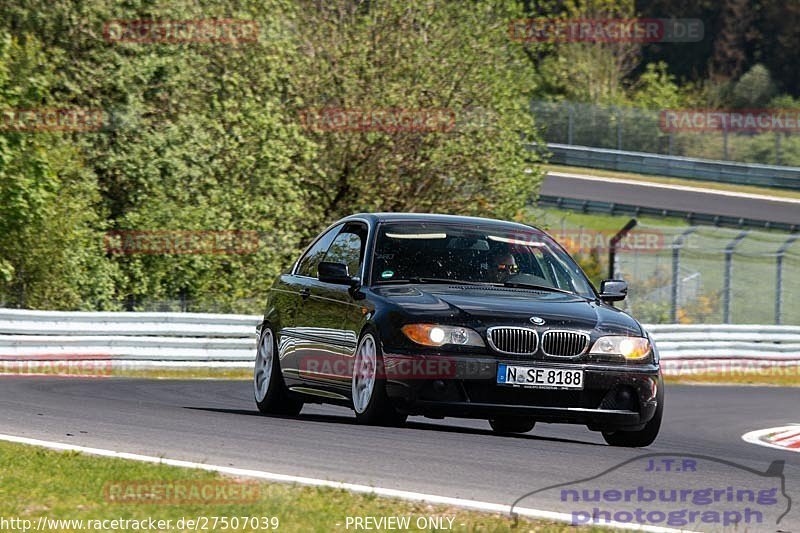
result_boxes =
[541,172,800,226]
[1,377,798,530]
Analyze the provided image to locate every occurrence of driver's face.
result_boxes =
[491,253,518,281]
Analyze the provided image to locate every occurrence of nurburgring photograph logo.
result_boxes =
[511,453,791,530]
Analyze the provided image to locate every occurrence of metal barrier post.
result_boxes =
[775,234,799,325]
[567,105,574,145]
[722,130,729,160]
[609,219,637,279]
[671,228,697,323]
[723,231,749,323]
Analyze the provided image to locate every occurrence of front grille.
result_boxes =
[541,330,590,357]
[487,327,538,355]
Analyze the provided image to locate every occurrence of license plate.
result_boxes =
[497,364,584,389]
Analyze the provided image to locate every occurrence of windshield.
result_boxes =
[371,222,595,297]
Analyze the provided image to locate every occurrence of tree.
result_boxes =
[731,64,775,108]
[0,32,117,309]
[0,0,545,311]
[708,0,752,82]
[288,0,544,224]
[532,0,641,105]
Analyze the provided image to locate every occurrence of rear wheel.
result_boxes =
[352,332,407,426]
[602,396,663,448]
[489,417,536,434]
[254,327,303,416]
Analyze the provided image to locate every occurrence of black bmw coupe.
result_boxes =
[254,213,663,447]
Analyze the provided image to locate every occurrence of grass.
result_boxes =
[529,206,686,234]
[110,367,252,380]
[0,440,581,532]
[544,164,800,201]
[664,372,800,387]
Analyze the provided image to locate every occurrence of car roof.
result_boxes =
[340,212,544,233]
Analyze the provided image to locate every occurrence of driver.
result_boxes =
[489,252,519,283]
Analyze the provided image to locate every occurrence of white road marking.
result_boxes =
[0,433,686,533]
[742,425,800,452]
[547,171,800,205]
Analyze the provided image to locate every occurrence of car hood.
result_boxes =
[372,284,642,335]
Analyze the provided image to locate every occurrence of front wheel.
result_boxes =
[602,397,663,448]
[489,417,536,434]
[254,327,303,416]
[351,332,407,426]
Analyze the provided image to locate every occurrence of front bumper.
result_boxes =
[383,353,661,430]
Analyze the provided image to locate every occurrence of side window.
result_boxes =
[322,223,367,278]
[296,225,342,278]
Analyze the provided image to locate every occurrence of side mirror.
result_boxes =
[318,261,356,286]
[599,279,627,303]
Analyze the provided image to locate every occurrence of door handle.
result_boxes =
[299,288,311,300]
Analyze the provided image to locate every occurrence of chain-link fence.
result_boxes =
[532,101,800,166]
[117,224,800,325]
[602,224,800,325]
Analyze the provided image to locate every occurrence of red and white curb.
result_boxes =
[742,425,800,452]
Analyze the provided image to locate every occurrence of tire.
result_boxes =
[351,331,407,426]
[602,394,663,448]
[489,417,536,434]
[254,327,303,416]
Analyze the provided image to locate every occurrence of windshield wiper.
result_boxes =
[417,278,499,285]
[377,277,498,286]
[501,281,577,295]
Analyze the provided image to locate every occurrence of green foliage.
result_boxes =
[629,63,683,110]
[731,64,776,108]
[0,31,118,309]
[0,0,545,311]
[289,0,543,223]
[574,250,604,288]
[1,0,795,311]
[532,0,639,106]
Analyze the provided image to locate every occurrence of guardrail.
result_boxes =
[0,310,797,373]
[0,309,258,365]
[645,324,800,375]
[533,144,800,191]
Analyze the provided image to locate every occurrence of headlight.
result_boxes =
[589,336,651,360]
[401,324,484,347]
